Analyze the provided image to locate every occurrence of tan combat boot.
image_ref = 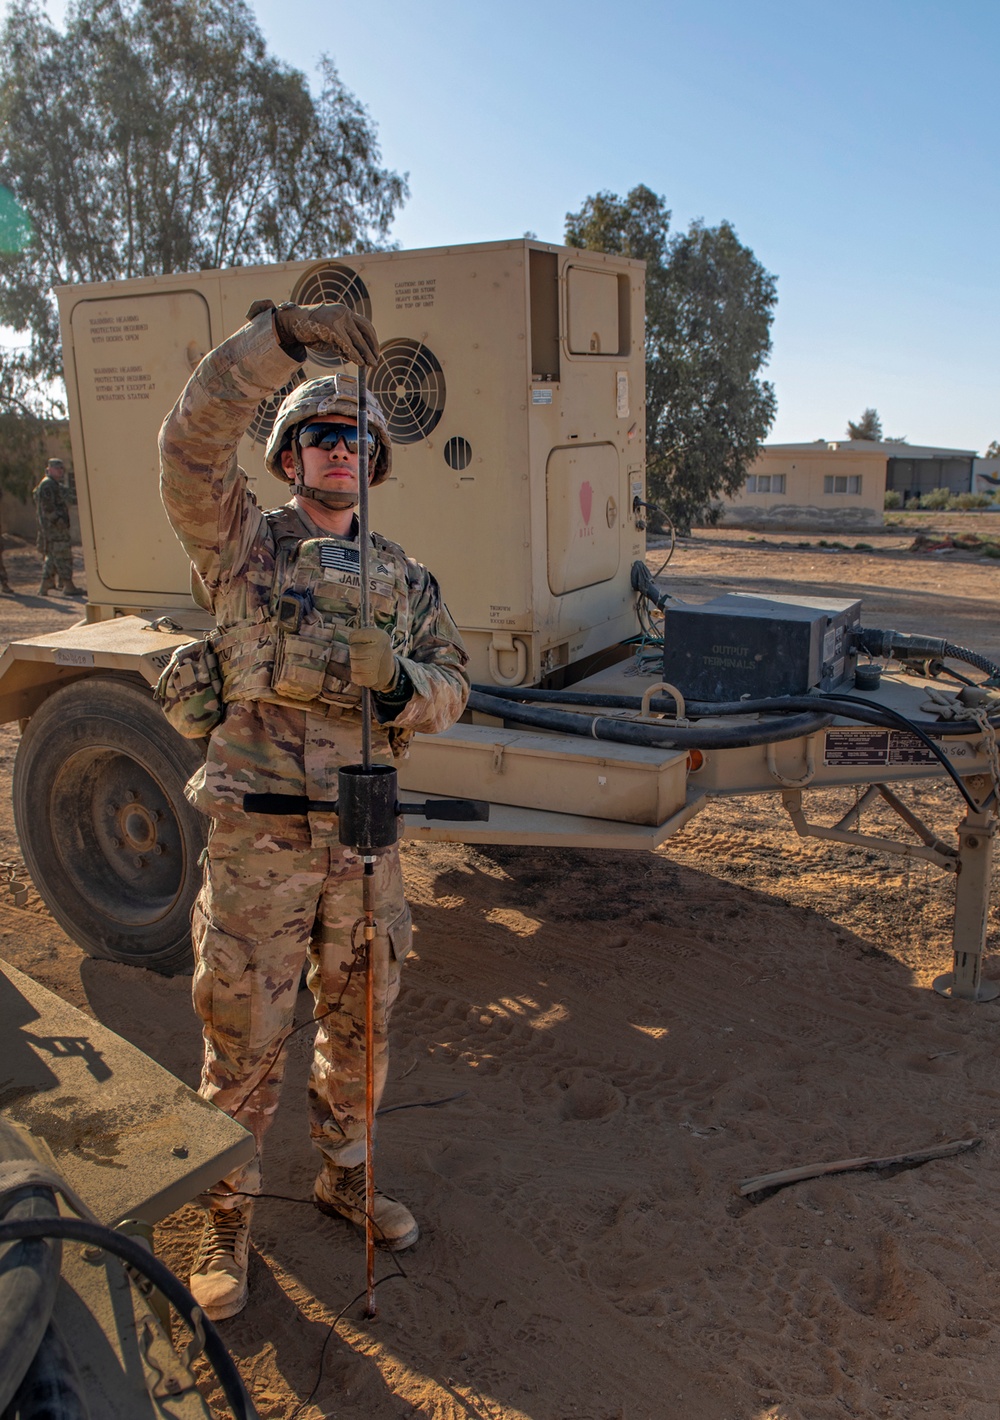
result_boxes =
[37,576,53,597]
[189,1201,253,1320]
[314,1162,419,1251]
[62,581,85,597]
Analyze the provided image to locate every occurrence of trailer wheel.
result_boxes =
[12,676,207,975]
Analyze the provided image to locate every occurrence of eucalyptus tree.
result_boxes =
[0,0,406,406]
[567,185,777,531]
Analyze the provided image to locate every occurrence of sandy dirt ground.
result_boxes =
[1,519,999,1420]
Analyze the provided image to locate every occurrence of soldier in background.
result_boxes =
[34,458,83,597]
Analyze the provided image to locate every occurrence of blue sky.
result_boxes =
[5,0,998,450]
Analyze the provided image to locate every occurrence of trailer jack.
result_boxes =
[781,786,998,1003]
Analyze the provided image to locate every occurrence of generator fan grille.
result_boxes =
[248,370,305,446]
[371,339,446,445]
[290,263,373,369]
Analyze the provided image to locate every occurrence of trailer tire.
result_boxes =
[12,676,207,975]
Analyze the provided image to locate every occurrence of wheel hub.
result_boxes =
[48,748,185,923]
[119,800,157,853]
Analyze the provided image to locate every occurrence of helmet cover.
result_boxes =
[263,374,393,485]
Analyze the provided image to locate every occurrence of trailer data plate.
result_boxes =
[823,728,975,767]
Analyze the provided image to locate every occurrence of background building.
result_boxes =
[973,457,1000,496]
[885,446,976,501]
[721,440,978,530]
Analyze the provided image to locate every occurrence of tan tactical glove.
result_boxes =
[348,626,397,691]
[274,302,381,368]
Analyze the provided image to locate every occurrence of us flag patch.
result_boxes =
[319,544,361,573]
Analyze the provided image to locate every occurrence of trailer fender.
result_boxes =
[0,615,195,724]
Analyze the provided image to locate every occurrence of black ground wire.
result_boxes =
[221,1188,409,1419]
[224,917,368,1120]
[216,1088,466,1413]
[0,1217,256,1420]
[288,1274,406,1420]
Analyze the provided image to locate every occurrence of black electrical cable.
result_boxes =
[944,643,1000,681]
[855,627,1000,683]
[471,684,1000,737]
[469,689,832,750]
[796,692,985,812]
[694,694,1000,739]
[701,691,986,812]
[0,1218,258,1420]
[925,660,979,688]
[470,687,989,812]
[288,1275,405,1420]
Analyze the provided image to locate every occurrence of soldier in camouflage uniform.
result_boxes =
[159,300,470,1321]
[33,458,83,596]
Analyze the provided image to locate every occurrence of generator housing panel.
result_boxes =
[56,240,647,687]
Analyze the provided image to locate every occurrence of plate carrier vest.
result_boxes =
[212,505,413,719]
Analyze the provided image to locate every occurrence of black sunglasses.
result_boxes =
[298,422,376,454]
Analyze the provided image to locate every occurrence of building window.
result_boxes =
[745,473,785,494]
[824,474,862,495]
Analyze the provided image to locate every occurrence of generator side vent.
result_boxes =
[248,370,305,445]
[371,339,446,445]
[444,436,472,470]
[291,262,373,369]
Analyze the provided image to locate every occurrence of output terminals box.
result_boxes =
[662,593,861,701]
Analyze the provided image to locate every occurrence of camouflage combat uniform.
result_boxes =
[33,473,73,586]
[159,311,470,1203]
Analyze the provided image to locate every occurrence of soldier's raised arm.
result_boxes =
[159,304,380,593]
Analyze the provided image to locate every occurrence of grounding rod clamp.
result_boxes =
[244,764,489,854]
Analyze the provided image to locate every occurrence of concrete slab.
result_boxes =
[0,957,253,1224]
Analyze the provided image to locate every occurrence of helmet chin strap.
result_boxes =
[295,483,359,511]
[290,433,360,510]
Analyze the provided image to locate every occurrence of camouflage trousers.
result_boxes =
[40,534,73,585]
[192,817,411,1206]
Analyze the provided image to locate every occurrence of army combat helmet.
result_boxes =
[264,374,393,510]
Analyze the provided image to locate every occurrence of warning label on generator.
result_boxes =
[824,728,973,767]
